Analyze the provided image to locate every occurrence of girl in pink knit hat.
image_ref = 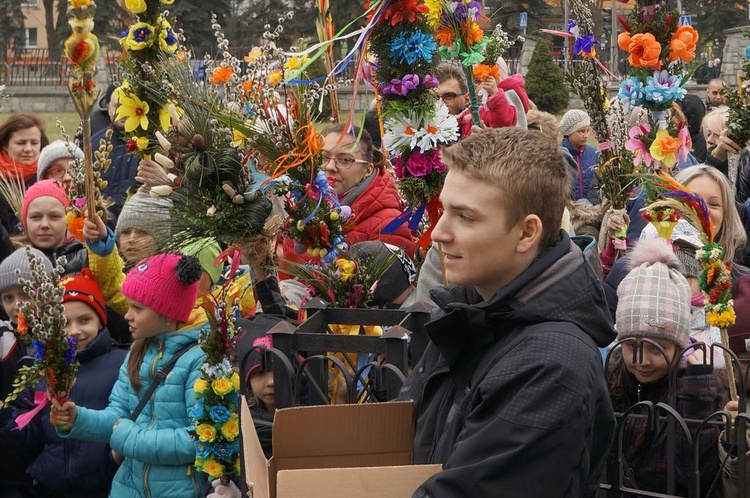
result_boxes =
[49,253,210,498]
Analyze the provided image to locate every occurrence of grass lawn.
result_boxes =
[0,112,87,142]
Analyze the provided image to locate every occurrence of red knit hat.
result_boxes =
[60,268,108,327]
[122,253,202,323]
[22,180,70,229]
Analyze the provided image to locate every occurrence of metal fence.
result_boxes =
[243,311,749,497]
[2,48,121,86]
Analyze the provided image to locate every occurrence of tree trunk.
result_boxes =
[44,0,60,60]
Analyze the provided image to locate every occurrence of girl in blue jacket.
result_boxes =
[50,253,209,498]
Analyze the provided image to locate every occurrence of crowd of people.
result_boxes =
[0,60,748,498]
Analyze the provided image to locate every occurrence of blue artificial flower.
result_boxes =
[164,29,177,46]
[388,30,437,66]
[618,76,645,110]
[31,340,45,360]
[132,26,152,43]
[573,34,598,55]
[120,29,129,39]
[195,441,212,458]
[213,443,235,459]
[209,405,232,423]
[64,338,77,364]
[643,70,686,105]
[189,398,205,419]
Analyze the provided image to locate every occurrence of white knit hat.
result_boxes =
[559,109,591,137]
[37,140,84,180]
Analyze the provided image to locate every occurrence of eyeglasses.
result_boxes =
[321,152,369,169]
[436,91,462,103]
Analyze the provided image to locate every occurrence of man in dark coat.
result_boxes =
[398,128,617,498]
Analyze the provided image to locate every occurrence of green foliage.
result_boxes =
[0,0,24,60]
[681,0,747,51]
[525,40,568,114]
[487,0,550,40]
[173,0,233,51]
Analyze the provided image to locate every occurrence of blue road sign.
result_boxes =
[520,12,528,29]
[679,15,692,26]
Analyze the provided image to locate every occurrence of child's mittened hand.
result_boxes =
[82,213,107,243]
[49,400,77,429]
[208,478,241,498]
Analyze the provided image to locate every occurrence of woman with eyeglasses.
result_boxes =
[281,124,416,266]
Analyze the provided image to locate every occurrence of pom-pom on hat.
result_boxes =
[0,247,52,293]
[616,238,691,348]
[21,180,71,229]
[60,268,108,327]
[122,253,202,323]
[115,192,173,247]
[37,140,84,181]
[559,109,591,137]
[640,219,703,278]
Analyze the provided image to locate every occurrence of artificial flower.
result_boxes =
[649,129,682,169]
[668,25,698,62]
[435,27,455,47]
[422,74,439,88]
[643,70,686,106]
[213,443,235,459]
[209,405,232,423]
[231,129,247,149]
[573,34,598,58]
[201,458,225,478]
[74,197,86,209]
[16,313,27,335]
[116,94,150,132]
[624,123,652,167]
[415,103,459,152]
[211,66,234,85]
[617,76,645,109]
[212,377,234,396]
[452,0,482,23]
[244,47,262,63]
[404,149,443,177]
[189,398,205,419]
[284,55,309,72]
[383,0,429,26]
[195,422,218,442]
[379,74,420,96]
[194,378,209,394]
[567,21,581,39]
[617,31,631,52]
[388,30,437,65]
[124,0,146,13]
[195,441,211,458]
[383,112,421,152]
[220,414,240,441]
[626,33,661,70]
[121,22,154,51]
[69,17,94,35]
[393,155,406,179]
[67,216,85,241]
[335,259,357,281]
[267,70,282,87]
[158,102,182,131]
[473,64,499,82]
[64,33,100,72]
[462,22,484,46]
[69,0,91,9]
[677,123,690,163]
[424,0,442,28]
[158,21,178,54]
[230,372,240,391]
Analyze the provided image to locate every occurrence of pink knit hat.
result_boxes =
[22,180,70,229]
[122,253,203,323]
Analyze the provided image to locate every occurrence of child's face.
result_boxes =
[250,370,275,412]
[26,196,68,250]
[63,301,102,352]
[118,227,157,263]
[568,127,591,148]
[1,285,31,322]
[621,338,678,384]
[124,298,170,340]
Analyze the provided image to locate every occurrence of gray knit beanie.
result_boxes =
[616,239,691,348]
[558,109,591,137]
[0,247,53,293]
[115,192,173,247]
[37,140,84,180]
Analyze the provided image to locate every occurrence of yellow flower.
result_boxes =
[707,308,736,328]
[244,47,262,63]
[267,70,282,87]
[65,211,77,224]
[424,0,442,28]
[231,129,247,149]
[195,422,218,442]
[212,377,234,396]
[120,22,154,52]
[69,0,91,8]
[160,0,174,4]
[158,102,182,131]
[194,378,209,394]
[335,259,357,281]
[220,414,240,441]
[284,55,308,71]
[135,136,149,150]
[233,455,241,475]
[115,93,150,132]
[230,372,240,391]
[124,0,147,13]
[649,129,681,169]
[201,458,225,478]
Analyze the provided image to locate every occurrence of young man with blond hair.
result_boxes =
[400,128,616,497]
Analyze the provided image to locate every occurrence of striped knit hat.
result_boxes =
[616,238,691,348]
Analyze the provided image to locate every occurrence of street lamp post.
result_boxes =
[611,0,617,75]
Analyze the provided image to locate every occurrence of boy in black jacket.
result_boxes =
[398,128,617,498]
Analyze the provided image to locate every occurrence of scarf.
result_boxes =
[0,149,38,183]
[340,169,377,207]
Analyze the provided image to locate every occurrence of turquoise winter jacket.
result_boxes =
[59,325,208,498]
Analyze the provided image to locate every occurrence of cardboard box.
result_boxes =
[241,399,441,498]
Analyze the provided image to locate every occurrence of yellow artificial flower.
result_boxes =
[233,455,241,475]
[424,0,442,28]
[116,93,150,132]
[648,129,681,169]
[158,102,182,131]
[201,459,225,478]
[135,136,149,150]
[244,47,262,63]
[194,378,209,394]
[160,0,174,4]
[65,211,77,224]
[707,308,736,328]
[220,414,240,441]
[284,55,308,71]
[231,129,247,149]
[124,0,147,14]
[158,18,178,54]
[230,372,240,391]
[120,22,154,51]
[212,377,234,396]
[195,422,218,442]
[267,70,282,87]
[335,259,357,281]
[69,0,91,9]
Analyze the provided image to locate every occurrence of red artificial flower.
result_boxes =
[126,138,139,152]
[382,0,429,26]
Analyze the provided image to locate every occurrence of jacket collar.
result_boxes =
[77,327,114,363]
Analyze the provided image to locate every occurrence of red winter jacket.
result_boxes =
[281,168,416,267]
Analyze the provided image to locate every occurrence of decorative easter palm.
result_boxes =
[4,249,77,429]
[645,173,739,399]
